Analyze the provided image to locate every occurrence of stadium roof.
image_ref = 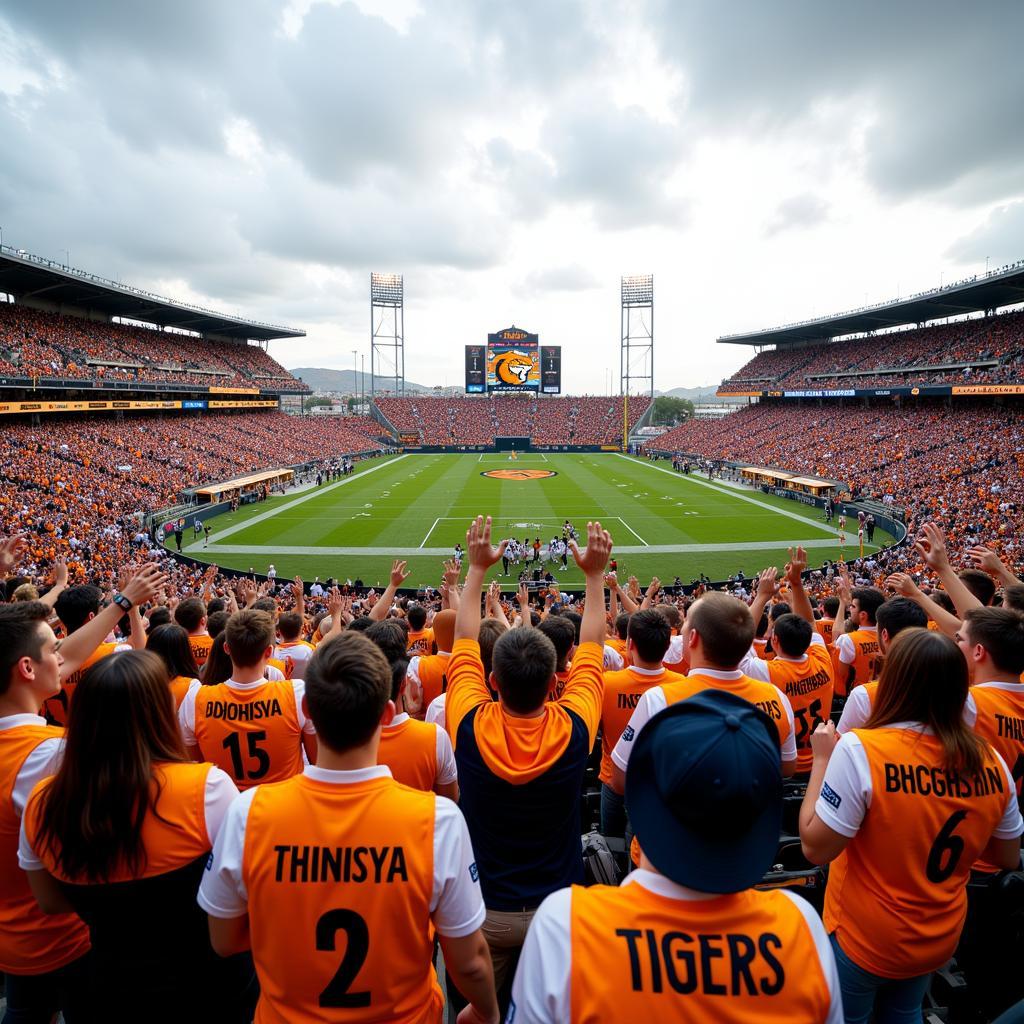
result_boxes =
[718,259,1024,347]
[0,245,304,342]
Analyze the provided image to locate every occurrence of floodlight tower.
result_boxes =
[620,274,654,451]
[370,273,404,399]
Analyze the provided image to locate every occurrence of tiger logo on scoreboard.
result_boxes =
[489,349,535,387]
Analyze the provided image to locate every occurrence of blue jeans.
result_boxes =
[830,933,930,1024]
[600,783,626,837]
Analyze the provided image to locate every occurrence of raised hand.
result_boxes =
[885,572,920,598]
[645,577,661,600]
[120,563,170,606]
[914,522,951,572]
[53,557,69,589]
[443,558,461,588]
[390,560,410,588]
[968,545,1004,576]
[570,521,613,577]
[785,546,807,586]
[0,535,29,576]
[465,516,507,570]
[757,566,779,597]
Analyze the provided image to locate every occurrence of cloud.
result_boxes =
[518,265,600,294]
[765,194,830,236]
[946,201,1024,269]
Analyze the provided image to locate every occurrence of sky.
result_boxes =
[1,0,1023,392]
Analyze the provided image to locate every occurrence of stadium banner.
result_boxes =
[208,386,260,395]
[181,400,207,409]
[952,384,1024,395]
[399,432,420,444]
[540,345,562,394]
[465,344,486,393]
[716,390,763,398]
[486,326,540,393]
[207,400,279,409]
[0,399,183,415]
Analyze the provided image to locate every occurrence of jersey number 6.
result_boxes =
[926,810,967,884]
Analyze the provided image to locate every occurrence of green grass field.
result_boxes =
[176,452,893,588]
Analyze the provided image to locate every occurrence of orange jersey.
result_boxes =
[0,721,90,974]
[834,628,881,697]
[567,881,834,1023]
[242,773,442,1024]
[752,637,776,662]
[25,761,212,883]
[169,675,196,711]
[379,718,440,792]
[969,683,1024,872]
[824,727,1013,977]
[767,645,835,772]
[548,668,572,703]
[193,679,304,789]
[188,633,214,667]
[599,667,683,784]
[414,653,450,710]
[43,640,127,725]
[814,618,835,646]
[606,636,628,662]
[687,674,794,753]
[406,628,434,656]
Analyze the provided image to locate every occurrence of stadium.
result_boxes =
[2,6,1024,1023]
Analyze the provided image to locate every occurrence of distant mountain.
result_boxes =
[289,367,433,394]
[659,385,742,403]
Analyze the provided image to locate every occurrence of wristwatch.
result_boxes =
[112,592,133,612]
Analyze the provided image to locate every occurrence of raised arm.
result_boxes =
[59,563,168,677]
[454,517,506,643]
[885,573,961,638]
[784,546,815,624]
[369,560,409,621]
[573,522,614,647]
[639,576,661,611]
[748,566,778,633]
[516,580,532,628]
[291,576,305,620]
[37,558,69,612]
[915,523,982,618]
[968,545,1023,590]
[486,581,510,629]
[605,572,619,622]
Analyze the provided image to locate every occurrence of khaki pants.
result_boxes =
[481,906,537,995]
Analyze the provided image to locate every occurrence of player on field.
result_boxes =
[20,650,249,1021]
[446,515,611,1004]
[510,691,842,1023]
[179,610,316,789]
[199,631,498,1024]
[800,629,1023,1022]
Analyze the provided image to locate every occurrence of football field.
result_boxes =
[179,452,892,588]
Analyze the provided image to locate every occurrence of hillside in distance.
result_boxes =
[289,367,432,393]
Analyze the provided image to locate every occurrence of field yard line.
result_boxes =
[199,537,853,558]
[188,454,408,547]
[614,454,838,537]
[615,517,648,546]
[420,518,442,548]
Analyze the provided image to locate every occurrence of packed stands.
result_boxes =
[720,310,1024,391]
[374,394,651,445]
[0,303,309,392]
[645,399,1024,576]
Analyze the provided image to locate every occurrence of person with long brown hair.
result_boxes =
[145,622,200,709]
[800,628,1022,1023]
[17,650,251,1022]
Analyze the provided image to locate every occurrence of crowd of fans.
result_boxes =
[0,304,309,392]
[721,310,1024,391]
[375,395,652,446]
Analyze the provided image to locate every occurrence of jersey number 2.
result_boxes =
[317,909,370,1007]
[221,730,270,780]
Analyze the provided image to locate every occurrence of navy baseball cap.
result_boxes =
[626,689,783,893]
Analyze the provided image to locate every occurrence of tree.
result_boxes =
[303,396,333,412]
[651,396,694,426]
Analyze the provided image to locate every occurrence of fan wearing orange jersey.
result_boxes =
[953,607,1024,1018]
[199,631,498,1024]
[274,612,315,680]
[365,619,458,800]
[146,622,202,711]
[405,604,435,656]
[538,615,576,702]
[814,596,839,647]
[610,591,798,797]
[0,602,91,1021]
[174,597,214,668]
[833,586,885,697]
[800,629,1022,1022]
[20,650,246,1021]
[836,598,928,733]
[179,610,317,789]
[510,691,842,1024]
[405,609,456,717]
[45,583,138,723]
[598,609,683,837]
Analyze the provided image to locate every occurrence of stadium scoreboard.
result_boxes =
[465,326,560,394]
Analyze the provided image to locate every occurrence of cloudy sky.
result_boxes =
[2,0,1022,391]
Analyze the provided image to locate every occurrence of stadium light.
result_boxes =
[370,272,403,305]
[621,274,653,305]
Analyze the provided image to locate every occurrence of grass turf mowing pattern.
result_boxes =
[180,453,893,588]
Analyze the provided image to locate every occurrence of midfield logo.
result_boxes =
[481,469,558,480]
